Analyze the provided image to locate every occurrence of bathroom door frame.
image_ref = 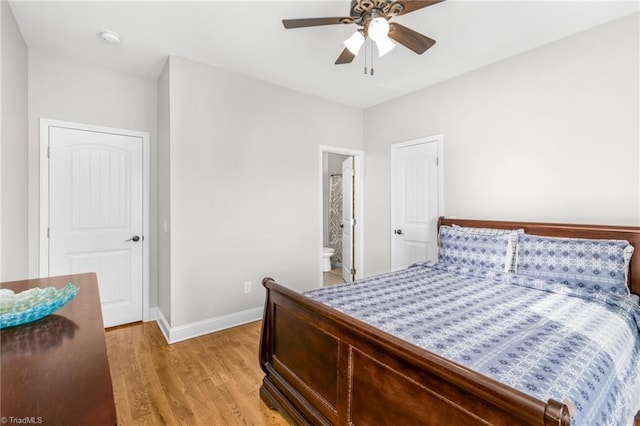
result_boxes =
[319,145,364,286]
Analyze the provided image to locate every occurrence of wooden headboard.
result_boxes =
[438,217,640,296]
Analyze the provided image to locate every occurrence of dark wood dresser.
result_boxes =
[1,273,117,425]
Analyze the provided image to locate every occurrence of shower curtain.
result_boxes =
[329,175,343,266]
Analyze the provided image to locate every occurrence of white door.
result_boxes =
[342,157,355,282]
[391,139,441,271]
[47,126,144,327]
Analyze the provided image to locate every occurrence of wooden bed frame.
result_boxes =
[259,217,640,425]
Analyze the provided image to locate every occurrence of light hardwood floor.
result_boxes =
[323,268,345,286]
[105,320,289,425]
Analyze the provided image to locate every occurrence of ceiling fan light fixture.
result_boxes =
[375,36,396,57]
[343,30,365,55]
[282,0,441,67]
[367,17,390,42]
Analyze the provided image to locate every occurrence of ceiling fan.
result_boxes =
[282,0,443,67]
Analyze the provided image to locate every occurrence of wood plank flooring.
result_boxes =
[323,268,345,286]
[105,320,289,425]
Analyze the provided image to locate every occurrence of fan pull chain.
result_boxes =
[371,43,375,76]
[362,38,374,76]
[364,37,368,75]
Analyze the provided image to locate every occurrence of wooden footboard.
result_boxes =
[259,277,571,426]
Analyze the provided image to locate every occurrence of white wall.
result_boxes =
[363,13,640,276]
[164,56,363,327]
[9,10,637,335]
[1,0,28,281]
[27,49,159,304]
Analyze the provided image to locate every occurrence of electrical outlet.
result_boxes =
[243,281,252,294]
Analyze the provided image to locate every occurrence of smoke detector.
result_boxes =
[99,31,121,45]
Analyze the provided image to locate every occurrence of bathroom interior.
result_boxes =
[322,152,351,286]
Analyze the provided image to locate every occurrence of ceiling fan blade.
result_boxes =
[388,23,436,54]
[396,0,445,16]
[335,48,356,65]
[282,17,349,29]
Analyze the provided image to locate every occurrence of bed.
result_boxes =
[259,217,640,425]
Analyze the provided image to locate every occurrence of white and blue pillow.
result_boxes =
[439,226,518,273]
[515,234,634,296]
[451,225,523,272]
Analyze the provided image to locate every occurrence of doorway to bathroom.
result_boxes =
[320,146,364,287]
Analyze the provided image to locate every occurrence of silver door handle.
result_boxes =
[125,235,141,242]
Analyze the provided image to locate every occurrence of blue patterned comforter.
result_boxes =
[305,262,640,425]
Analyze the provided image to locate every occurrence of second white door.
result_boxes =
[342,157,355,282]
[391,138,441,271]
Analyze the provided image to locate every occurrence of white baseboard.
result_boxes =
[154,307,263,344]
[155,308,171,343]
[147,307,160,321]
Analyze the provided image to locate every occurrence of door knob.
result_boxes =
[125,235,141,242]
[394,229,403,235]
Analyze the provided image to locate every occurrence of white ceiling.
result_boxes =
[9,0,639,109]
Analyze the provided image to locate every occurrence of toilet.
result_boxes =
[322,247,335,272]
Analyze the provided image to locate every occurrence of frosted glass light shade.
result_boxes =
[343,31,365,55]
[368,17,390,41]
[375,36,396,57]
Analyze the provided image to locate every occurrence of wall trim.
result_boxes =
[147,307,160,321]
[155,307,263,344]
[155,308,171,343]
